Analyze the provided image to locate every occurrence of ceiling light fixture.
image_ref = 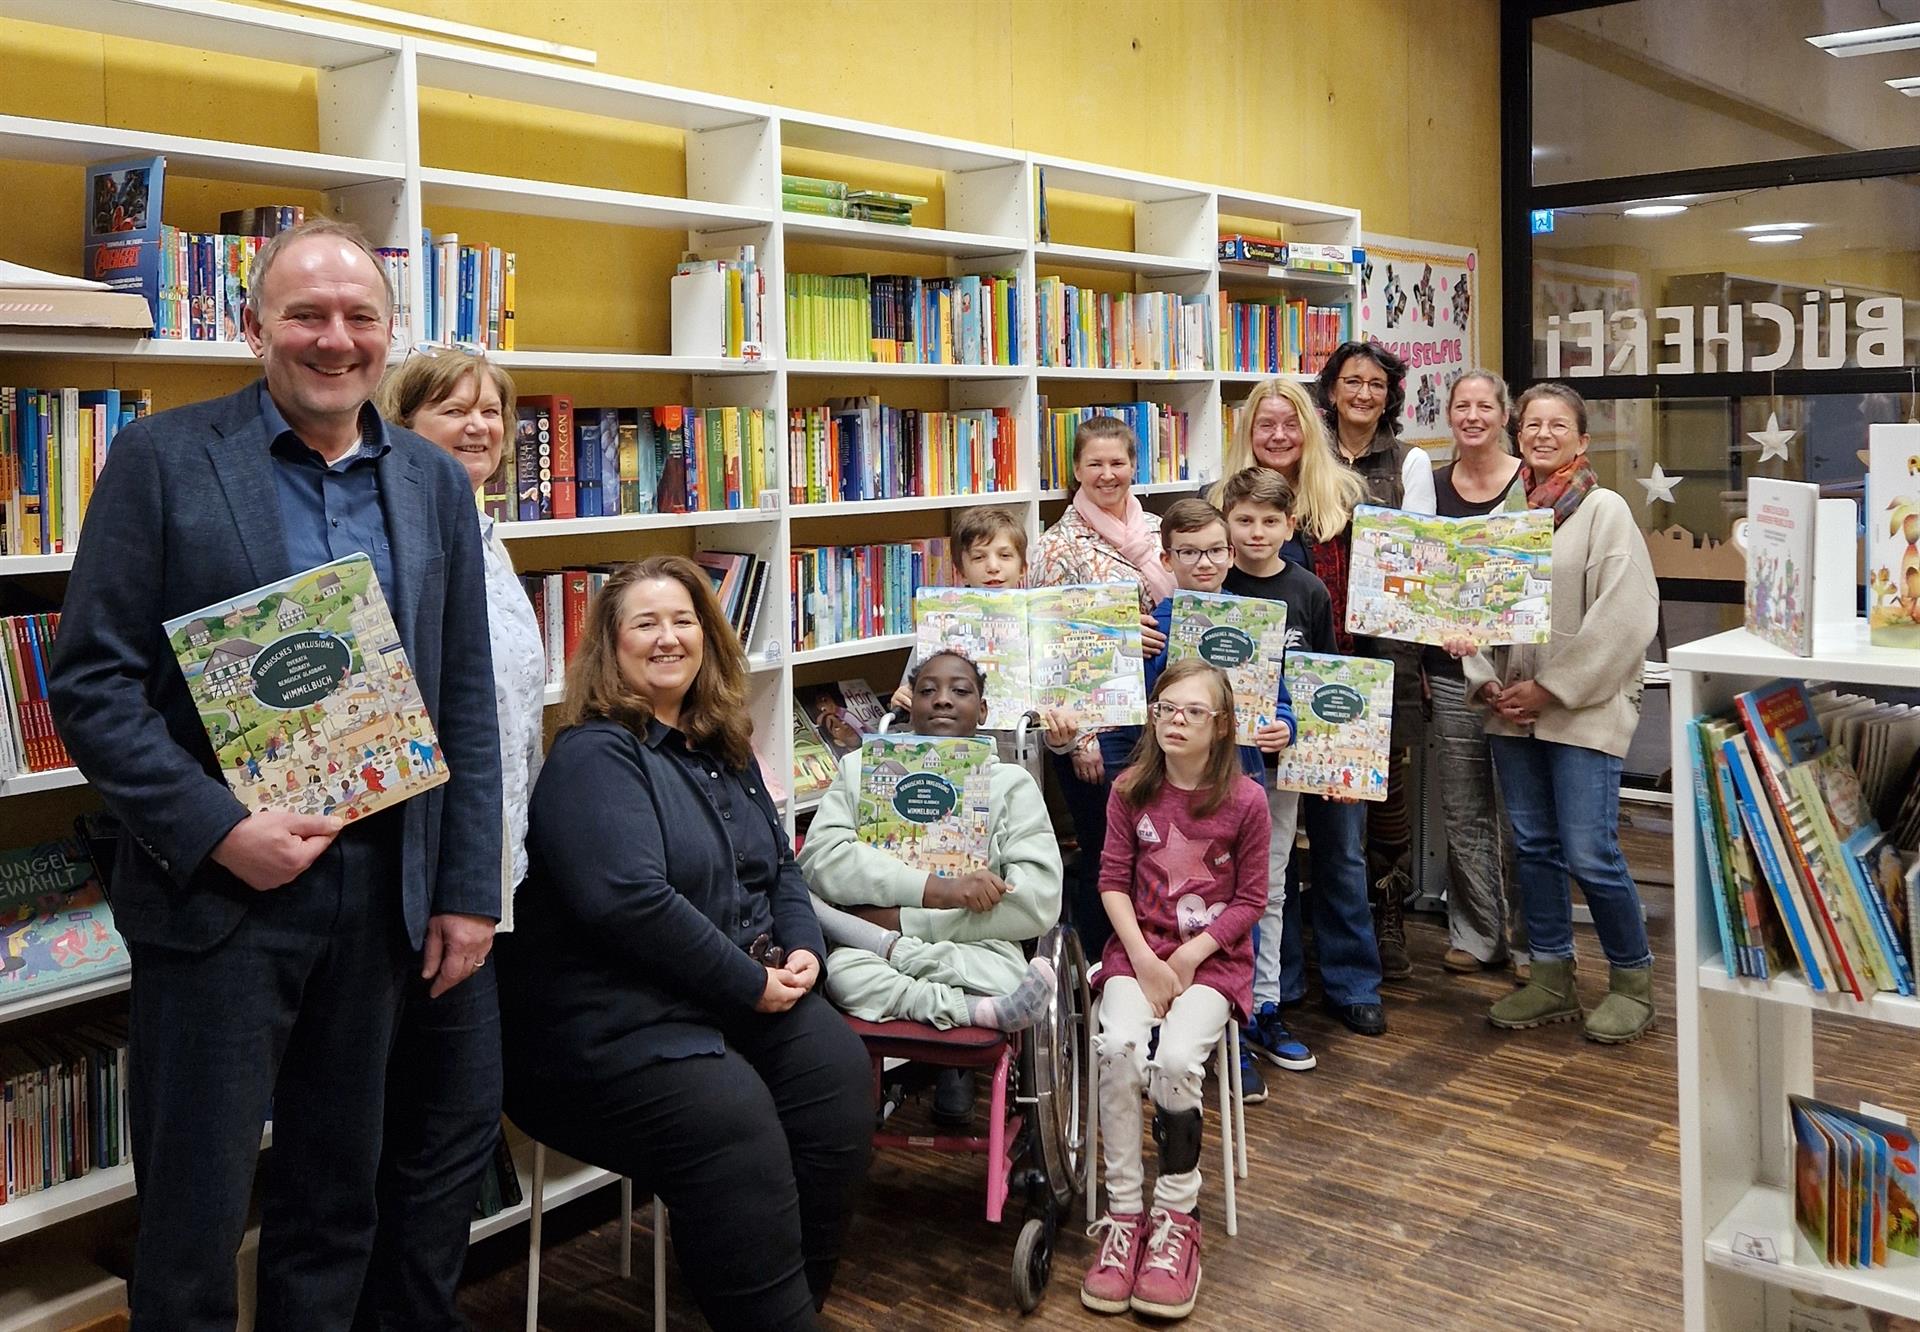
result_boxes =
[1737,222,1811,233]
[1623,203,1688,217]
[1749,232,1803,244]
[1888,76,1920,95]
[1808,22,1920,57]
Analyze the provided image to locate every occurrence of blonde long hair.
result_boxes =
[1212,378,1365,543]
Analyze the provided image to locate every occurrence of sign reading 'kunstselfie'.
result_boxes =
[1544,290,1904,377]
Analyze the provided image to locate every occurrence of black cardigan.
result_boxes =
[498,718,828,1085]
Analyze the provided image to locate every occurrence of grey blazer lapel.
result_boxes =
[378,444,429,653]
[207,389,291,589]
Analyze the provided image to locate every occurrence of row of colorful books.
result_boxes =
[1789,1093,1917,1271]
[1,387,152,558]
[1034,278,1213,373]
[1039,402,1189,491]
[0,835,127,1012]
[791,678,893,797]
[786,400,1017,505]
[669,247,767,359]
[780,174,926,225]
[790,540,957,653]
[422,232,515,351]
[0,1016,131,1206]
[782,272,1022,366]
[1689,679,1920,998]
[491,400,775,524]
[522,551,768,688]
[1217,235,1360,277]
[0,614,67,780]
[1219,296,1352,376]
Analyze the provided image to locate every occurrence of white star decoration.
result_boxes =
[1637,464,1683,504]
[1747,412,1796,463]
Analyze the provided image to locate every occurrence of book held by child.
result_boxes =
[1271,652,1394,800]
[854,734,995,875]
[1163,590,1290,738]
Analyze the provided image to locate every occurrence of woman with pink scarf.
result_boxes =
[1029,416,1176,960]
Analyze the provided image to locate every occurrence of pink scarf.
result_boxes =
[1072,486,1177,604]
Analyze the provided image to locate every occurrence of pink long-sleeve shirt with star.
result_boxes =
[1095,774,1269,1023]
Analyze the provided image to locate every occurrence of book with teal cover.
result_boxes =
[0,838,127,1007]
[162,554,449,823]
[1271,653,1394,801]
[1165,590,1290,739]
[856,735,995,875]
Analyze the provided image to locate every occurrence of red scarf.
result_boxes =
[1524,456,1600,529]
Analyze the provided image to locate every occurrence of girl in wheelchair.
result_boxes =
[1083,659,1268,1321]
[797,650,1063,1037]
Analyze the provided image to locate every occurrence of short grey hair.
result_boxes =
[246,217,393,318]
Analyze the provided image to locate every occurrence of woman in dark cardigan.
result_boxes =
[497,555,871,1332]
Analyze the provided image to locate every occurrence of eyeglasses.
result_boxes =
[408,340,487,361]
[1519,420,1577,439]
[1338,376,1388,397]
[1170,545,1231,565]
[1149,702,1226,724]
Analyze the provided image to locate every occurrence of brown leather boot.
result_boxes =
[1373,868,1412,979]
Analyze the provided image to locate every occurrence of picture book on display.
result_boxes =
[1344,505,1553,647]
[855,734,995,875]
[1789,1094,1919,1270]
[0,837,128,1008]
[163,555,449,823]
[912,584,1147,730]
[1868,422,1920,648]
[1270,653,1394,801]
[1164,591,1290,738]
[83,157,164,318]
[1744,477,1818,656]
[791,702,839,799]
[795,680,890,762]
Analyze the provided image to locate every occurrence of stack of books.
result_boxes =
[1218,296,1351,375]
[422,232,513,350]
[779,175,926,225]
[790,539,957,652]
[1034,278,1213,373]
[1,613,69,781]
[787,398,1017,504]
[1689,679,1920,996]
[1218,235,1359,278]
[784,272,1021,365]
[0,1017,132,1206]
[1040,402,1188,491]
[2,386,152,557]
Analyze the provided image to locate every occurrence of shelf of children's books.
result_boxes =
[1034,366,1212,383]
[788,491,1035,519]
[419,168,771,234]
[1668,623,1920,691]
[1036,480,1198,501]
[0,333,257,363]
[3,0,401,69]
[0,974,130,1028]
[790,633,915,666]
[0,553,77,577]
[1696,966,1920,1033]
[0,115,403,191]
[1216,370,1318,386]
[0,1122,270,1246]
[495,509,773,542]
[485,350,771,375]
[1032,242,1210,279]
[0,768,86,798]
[778,111,1026,174]
[778,214,1024,259]
[1216,262,1360,293]
[784,359,1026,379]
[467,1140,619,1245]
[1705,1180,1920,1320]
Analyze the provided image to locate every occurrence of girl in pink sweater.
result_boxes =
[1081,659,1269,1321]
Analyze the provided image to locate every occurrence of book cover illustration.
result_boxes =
[835,679,891,733]
[0,838,128,1006]
[1345,504,1553,647]
[83,156,167,321]
[797,683,874,761]
[855,735,994,875]
[1027,584,1148,727]
[1165,590,1290,739]
[1868,422,1920,648]
[1745,477,1818,656]
[912,586,1033,731]
[1271,652,1394,801]
[162,555,449,823]
[791,702,839,797]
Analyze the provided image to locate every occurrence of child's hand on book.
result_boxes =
[1253,719,1294,752]
[1135,953,1183,1017]
[1042,708,1081,747]
[1441,634,1479,660]
[1139,615,1168,657]
[927,870,1013,912]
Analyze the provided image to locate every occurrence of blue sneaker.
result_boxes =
[1238,1046,1268,1104]
[1245,1003,1317,1071]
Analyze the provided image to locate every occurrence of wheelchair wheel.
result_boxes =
[1012,1216,1051,1313]
[1026,925,1092,1212]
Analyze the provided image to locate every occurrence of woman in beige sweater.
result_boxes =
[1457,383,1660,1044]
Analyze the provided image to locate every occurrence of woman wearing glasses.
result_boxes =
[1314,342,1433,982]
[1456,383,1659,1044]
[357,345,546,1330]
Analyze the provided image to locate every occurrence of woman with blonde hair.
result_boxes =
[1210,377,1366,567]
[497,556,871,1329]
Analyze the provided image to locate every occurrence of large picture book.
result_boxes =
[855,734,995,875]
[1270,653,1394,801]
[1867,421,1920,649]
[0,837,128,1008]
[1164,590,1290,738]
[912,584,1147,730]
[163,555,449,823]
[1744,477,1818,656]
[1344,505,1553,647]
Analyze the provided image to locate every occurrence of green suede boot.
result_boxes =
[1487,957,1580,1030]
[1584,964,1655,1044]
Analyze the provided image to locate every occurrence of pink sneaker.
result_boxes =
[1079,1211,1144,1314]
[1131,1206,1202,1319]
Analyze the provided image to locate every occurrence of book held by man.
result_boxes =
[162,555,449,823]
[1270,652,1394,801]
[1164,590,1290,739]
[855,734,995,875]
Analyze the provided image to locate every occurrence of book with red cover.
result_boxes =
[562,569,591,665]
[521,396,575,521]
[654,406,690,514]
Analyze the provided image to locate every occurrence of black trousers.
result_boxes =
[505,991,871,1332]
[125,867,412,1331]
[354,964,503,1332]
[1052,750,1116,963]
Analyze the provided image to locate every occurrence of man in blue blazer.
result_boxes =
[49,219,502,1332]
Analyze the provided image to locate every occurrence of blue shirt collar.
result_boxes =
[258,380,391,466]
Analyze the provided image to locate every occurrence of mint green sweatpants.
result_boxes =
[824,936,1028,1029]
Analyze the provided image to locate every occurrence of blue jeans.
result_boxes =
[1279,795,1381,1006]
[1488,735,1653,970]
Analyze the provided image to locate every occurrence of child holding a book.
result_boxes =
[1219,467,1387,1040]
[799,650,1063,1040]
[1082,659,1267,1321]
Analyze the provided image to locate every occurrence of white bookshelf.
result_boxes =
[1672,623,1920,1331]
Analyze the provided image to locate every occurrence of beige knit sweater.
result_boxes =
[1463,486,1659,759]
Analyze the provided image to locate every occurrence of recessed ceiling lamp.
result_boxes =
[1737,222,1811,233]
[1623,203,1688,217]
[1888,76,1920,95]
[1749,232,1803,244]
[1808,21,1920,57]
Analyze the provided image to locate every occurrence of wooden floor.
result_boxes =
[454,815,1916,1329]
